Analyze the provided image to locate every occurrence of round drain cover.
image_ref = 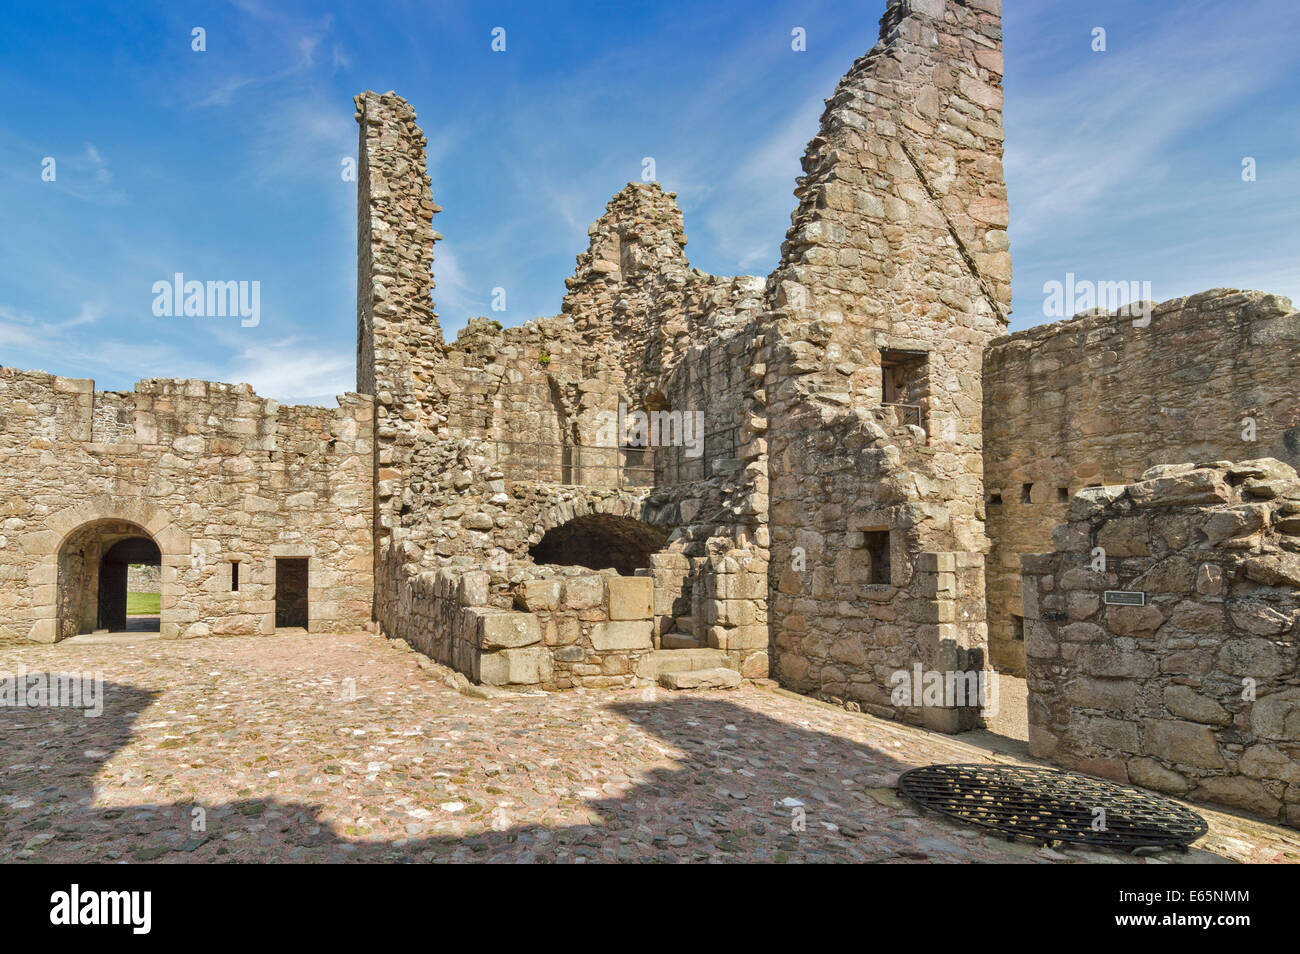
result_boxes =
[897,764,1208,851]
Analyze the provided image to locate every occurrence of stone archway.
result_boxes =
[24,496,190,643]
[56,520,161,637]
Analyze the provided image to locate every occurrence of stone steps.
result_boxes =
[660,632,703,649]
[658,667,741,690]
[646,648,737,675]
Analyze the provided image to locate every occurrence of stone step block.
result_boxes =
[644,648,736,675]
[658,668,742,690]
[661,632,703,650]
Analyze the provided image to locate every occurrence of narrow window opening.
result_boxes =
[1056,486,1069,503]
[231,561,240,592]
[880,350,928,432]
[863,530,891,585]
[1021,482,1033,504]
[1012,615,1025,642]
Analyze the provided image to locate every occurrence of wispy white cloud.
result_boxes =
[36,142,127,205]
[245,97,355,186]
[698,100,822,273]
[433,243,488,334]
[1005,0,1300,240]
[184,5,334,109]
[0,300,105,343]
[224,338,355,405]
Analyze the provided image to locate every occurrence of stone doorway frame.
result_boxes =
[24,496,191,643]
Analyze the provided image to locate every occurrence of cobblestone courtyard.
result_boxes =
[2,632,1297,864]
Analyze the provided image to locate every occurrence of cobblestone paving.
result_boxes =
[2,632,1297,863]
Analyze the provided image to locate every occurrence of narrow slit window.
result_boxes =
[864,530,891,585]
[1021,482,1033,504]
[231,561,240,591]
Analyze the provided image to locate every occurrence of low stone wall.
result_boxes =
[1024,459,1300,827]
[126,564,161,591]
[515,570,655,689]
[386,561,658,690]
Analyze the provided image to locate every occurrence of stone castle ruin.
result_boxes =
[2,0,1297,826]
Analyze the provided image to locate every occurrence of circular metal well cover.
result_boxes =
[897,764,1208,851]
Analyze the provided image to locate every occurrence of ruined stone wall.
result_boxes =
[355,91,450,636]
[560,183,762,403]
[388,562,663,691]
[441,315,626,487]
[1023,460,1300,827]
[0,368,373,641]
[355,92,772,683]
[986,289,1300,676]
[91,391,136,443]
[553,186,768,669]
[356,2,1010,706]
[765,0,1009,726]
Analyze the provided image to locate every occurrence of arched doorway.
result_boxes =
[529,513,669,575]
[57,520,162,638]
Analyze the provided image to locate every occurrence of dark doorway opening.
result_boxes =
[99,537,161,633]
[275,558,309,629]
[529,514,670,575]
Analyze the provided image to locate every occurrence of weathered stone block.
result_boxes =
[472,609,541,650]
[478,646,553,686]
[658,667,741,690]
[1162,685,1230,726]
[590,620,653,651]
[517,578,561,612]
[1142,719,1223,769]
[606,575,653,620]
[1079,645,1155,679]
[1128,470,1231,508]
[563,575,605,610]
[1105,604,1164,637]
[1126,757,1191,794]
[1192,776,1282,820]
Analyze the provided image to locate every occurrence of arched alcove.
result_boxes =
[529,513,669,575]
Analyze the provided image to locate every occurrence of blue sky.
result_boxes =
[2,0,1297,406]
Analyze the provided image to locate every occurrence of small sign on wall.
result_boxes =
[1103,590,1146,606]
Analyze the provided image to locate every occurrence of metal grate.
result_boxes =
[880,402,923,429]
[897,764,1208,852]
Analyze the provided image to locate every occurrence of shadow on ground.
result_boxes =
[0,678,1249,864]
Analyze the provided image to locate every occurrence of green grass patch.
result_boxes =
[127,591,160,615]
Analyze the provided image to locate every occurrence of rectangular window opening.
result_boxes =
[1056,486,1070,503]
[1021,482,1033,504]
[880,350,929,432]
[864,530,891,585]
[231,560,240,592]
